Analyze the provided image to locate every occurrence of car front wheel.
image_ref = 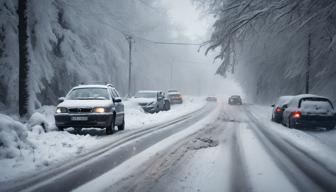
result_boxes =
[118,118,125,131]
[57,126,64,131]
[164,102,170,111]
[106,120,115,135]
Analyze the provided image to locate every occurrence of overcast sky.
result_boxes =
[160,0,213,41]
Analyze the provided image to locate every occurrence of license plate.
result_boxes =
[71,116,88,121]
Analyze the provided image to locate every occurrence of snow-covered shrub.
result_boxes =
[0,114,32,159]
[27,105,57,133]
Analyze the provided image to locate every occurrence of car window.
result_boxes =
[66,88,110,100]
[107,88,115,98]
[109,88,117,98]
[113,88,120,97]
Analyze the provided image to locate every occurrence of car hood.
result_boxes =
[57,100,112,108]
[131,98,156,104]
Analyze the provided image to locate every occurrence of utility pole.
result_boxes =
[306,33,311,94]
[126,35,133,97]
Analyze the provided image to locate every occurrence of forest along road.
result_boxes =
[0,102,217,192]
[80,104,336,192]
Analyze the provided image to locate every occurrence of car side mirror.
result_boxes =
[282,104,288,109]
[58,97,65,103]
[113,97,122,103]
[271,104,275,107]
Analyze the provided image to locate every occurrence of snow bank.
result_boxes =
[0,114,32,159]
[27,106,57,133]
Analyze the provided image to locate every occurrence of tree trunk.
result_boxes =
[18,0,29,117]
[305,33,311,94]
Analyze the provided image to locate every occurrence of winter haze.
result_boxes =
[1,1,336,192]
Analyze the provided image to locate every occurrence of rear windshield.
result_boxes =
[276,96,293,106]
[299,98,334,111]
[66,88,110,100]
[135,92,157,98]
[231,96,241,99]
[169,94,181,97]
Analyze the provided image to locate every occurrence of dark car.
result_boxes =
[206,96,217,102]
[228,95,242,105]
[271,96,294,123]
[282,94,336,130]
[167,90,183,104]
[133,90,170,113]
[54,84,125,134]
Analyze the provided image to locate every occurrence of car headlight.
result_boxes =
[94,107,105,113]
[56,107,68,113]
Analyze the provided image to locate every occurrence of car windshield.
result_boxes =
[66,88,110,100]
[135,92,157,98]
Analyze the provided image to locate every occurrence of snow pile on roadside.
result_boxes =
[0,114,32,159]
[0,107,102,182]
[27,106,57,133]
[125,96,206,129]
[0,130,101,182]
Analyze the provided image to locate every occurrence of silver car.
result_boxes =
[54,84,125,134]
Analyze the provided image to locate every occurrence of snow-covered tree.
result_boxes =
[197,0,336,103]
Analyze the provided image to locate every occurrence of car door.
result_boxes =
[109,88,123,125]
[113,88,124,124]
[157,92,165,110]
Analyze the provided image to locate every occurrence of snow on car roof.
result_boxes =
[74,84,111,89]
[137,90,160,93]
[294,94,328,100]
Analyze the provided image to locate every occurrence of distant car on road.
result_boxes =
[134,90,170,113]
[271,96,294,123]
[54,84,125,134]
[282,94,336,130]
[206,96,217,102]
[228,95,242,105]
[167,90,183,104]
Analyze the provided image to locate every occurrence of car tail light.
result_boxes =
[275,107,282,113]
[292,111,301,119]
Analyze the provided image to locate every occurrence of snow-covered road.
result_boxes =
[75,103,336,192]
[2,101,336,192]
